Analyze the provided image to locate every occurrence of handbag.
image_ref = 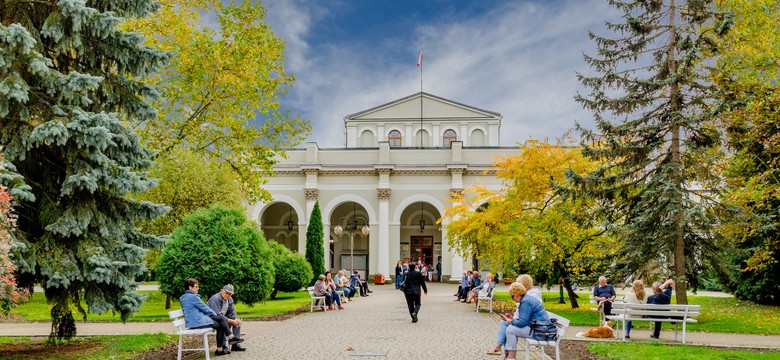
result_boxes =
[398,276,408,292]
[530,318,559,342]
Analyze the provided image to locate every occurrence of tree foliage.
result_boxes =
[0,0,168,339]
[571,0,734,304]
[156,206,274,304]
[443,141,615,308]
[305,202,325,285]
[266,241,313,299]
[713,0,780,304]
[122,0,311,201]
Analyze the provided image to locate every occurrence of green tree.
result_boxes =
[266,241,313,299]
[0,1,168,339]
[571,0,733,304]
[122,0,311,201]
[305,202,325,285]
[713,0,780,304]
[443,141,615,308]
[156,206,274,304]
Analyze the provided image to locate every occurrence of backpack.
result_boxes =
[530,318,559,342]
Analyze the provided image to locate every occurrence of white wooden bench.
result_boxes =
[306,286,327,312]
[589,294,623,325]
[475,290,495,313]
[169,309,215,360]
[606,303,700,343]
[522,311,570,360]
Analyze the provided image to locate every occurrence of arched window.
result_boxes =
[443,129,457,148]
[388,130,402,148]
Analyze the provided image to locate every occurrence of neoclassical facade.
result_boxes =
[248,92,521,281]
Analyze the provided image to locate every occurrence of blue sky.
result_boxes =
[262,0,619,148]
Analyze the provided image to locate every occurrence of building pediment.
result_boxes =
[345,92,501,123]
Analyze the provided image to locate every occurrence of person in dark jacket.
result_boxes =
[403,262,428,323]
[206,284,245,353]
[647,278,675,339]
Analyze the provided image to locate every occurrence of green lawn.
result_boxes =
[0,334,177,360]
[492,291,780,335]
[8,290,311,322]
[588,342,780,360]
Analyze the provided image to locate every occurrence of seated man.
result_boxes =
[593,276,616,316]
[647,278,675,339]
[207,284,245,353]
[180,278,243,356]
[350,270,371,297]
[334,270,353,300]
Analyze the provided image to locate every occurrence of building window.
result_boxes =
[388,130,402,148]
[443,129,457,148]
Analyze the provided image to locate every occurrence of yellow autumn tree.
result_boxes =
[123,0,311,201]
[442,140,617,308]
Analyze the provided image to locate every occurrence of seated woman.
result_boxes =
[314,274,343,310]
[180,278,243,356]
[467,272,496,304]
[489,282,549,359]
[516,274,542,303]
[462,272,481,302]
[334,270,353,300]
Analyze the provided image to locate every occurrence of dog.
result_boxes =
[575,320,615,338]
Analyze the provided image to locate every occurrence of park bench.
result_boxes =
[475,290,495,313]
[605,303,700,344]
[521,311,570,360]
[168,309,215,360]
[589,294,624,325]
[306,286,327,312]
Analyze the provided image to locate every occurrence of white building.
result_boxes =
[248,92,521,281]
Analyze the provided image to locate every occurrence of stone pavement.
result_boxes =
[4,282,780,359]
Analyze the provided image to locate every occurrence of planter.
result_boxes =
[503,278,513,285]
[373,274,386,285]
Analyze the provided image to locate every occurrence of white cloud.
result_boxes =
[265,0,618,148]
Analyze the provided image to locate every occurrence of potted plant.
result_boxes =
[501,267,516,285]
[373,273,386,285]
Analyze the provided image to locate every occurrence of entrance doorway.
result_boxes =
[410,236,433,266]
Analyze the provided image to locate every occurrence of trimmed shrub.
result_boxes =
[267,241,313,298]
[156,206,274,304]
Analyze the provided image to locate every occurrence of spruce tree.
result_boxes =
[570,0,733,304]
[0,1,168,339]
[305,201,325,285]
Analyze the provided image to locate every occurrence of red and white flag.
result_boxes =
[417,52,422,68]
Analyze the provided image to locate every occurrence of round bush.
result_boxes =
[156,205,274,304]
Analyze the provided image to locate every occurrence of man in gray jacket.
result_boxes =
[207,284,245,353]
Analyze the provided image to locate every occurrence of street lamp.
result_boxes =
[333,203,370,274]
[419,202,426,231]
[287,204,295,231]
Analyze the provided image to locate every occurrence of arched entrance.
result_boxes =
[259,202,299,252]
[399,202,442,280]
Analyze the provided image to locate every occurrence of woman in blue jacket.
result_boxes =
[489,282,549,359]
[180,278,243,356]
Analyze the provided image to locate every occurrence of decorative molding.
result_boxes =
[376,188,392,200]
[304,188,319,200]
[449,188,464,199]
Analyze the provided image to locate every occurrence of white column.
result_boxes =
[323,222,331,271]
[297,224,305,254]
[378,199,390,277]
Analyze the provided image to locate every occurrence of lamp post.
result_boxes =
[333,204,370,274]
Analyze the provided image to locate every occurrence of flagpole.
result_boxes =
[419,50,423,148]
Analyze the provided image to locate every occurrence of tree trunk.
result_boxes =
[270,288,278,300]
[667,0,688,305]
[165,294,171,310]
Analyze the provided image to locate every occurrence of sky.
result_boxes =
[261,0,620,148]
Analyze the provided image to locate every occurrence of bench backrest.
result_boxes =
[611,303,700,319]
[546,311,570,337]
[169,309,187,331]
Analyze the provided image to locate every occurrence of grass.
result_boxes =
[588,342,780,360]
[0,334,177,360]
[492,291,780,335]
[8,290,311,322]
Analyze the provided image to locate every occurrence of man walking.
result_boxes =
[403,262,427,323]
[436,260,442,282]
[207,284,246,353]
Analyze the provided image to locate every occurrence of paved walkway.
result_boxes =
[4,283,779,359]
